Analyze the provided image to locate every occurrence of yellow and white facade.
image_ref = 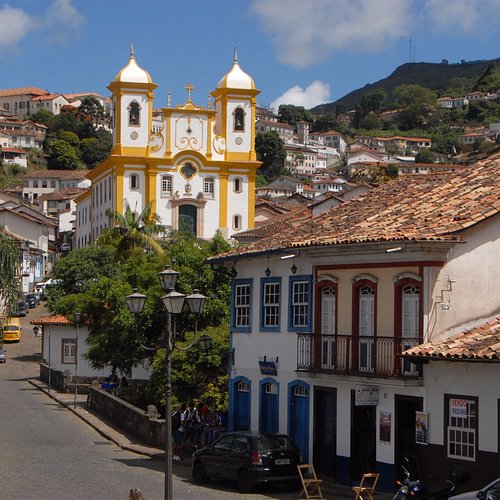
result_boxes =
[75,47,260,247]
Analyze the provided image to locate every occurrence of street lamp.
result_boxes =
[73,312,81,409]
[125,265,210,500]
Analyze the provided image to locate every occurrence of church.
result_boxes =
[75,47,260,247]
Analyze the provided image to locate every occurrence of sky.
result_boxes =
[1,0,499,112]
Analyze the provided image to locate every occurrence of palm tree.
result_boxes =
[98,200,166,257]
[0,229,20,318]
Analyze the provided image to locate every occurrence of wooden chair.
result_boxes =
[297,464,324,499]
[353,472,380,500]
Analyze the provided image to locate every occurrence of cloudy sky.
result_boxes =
[1,0,499,111]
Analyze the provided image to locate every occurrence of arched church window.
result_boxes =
[128,101,140,126]
[234,177,243,193]
[234,107,245,132]
[130,174,139,190]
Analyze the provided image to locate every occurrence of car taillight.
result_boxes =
[251,451,262,465]
[396,481,402,486]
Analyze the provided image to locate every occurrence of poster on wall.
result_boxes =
[415,411,428,445]
[379,411,391,443]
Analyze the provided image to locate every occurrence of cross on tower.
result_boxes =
[185,83,195,101]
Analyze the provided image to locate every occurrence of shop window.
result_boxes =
[446,395,477,461]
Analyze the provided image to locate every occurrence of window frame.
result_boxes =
[161,175,173,197]
[203,177,215,198]
[231,278,253,333]
[130,173,139,190]
[445,394,478,462]
[288,275,313,332]
[62,338,76,364]
[260,277,282,332]
[233,177,243,194]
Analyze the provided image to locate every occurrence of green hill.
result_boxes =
[311,58,500,114]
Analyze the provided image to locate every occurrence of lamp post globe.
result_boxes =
[158,265,179,292]
[161,290,186,315]
[125,289,147,315]
[186,289,206,315]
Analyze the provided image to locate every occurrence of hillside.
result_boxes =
[311,58,500,114]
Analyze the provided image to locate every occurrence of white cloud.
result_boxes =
[423,0,500,33]
[0,5,34,49]
[250,0,500,68]
[250,0,411,68]
[270,81,331,111]
[0,1,84,56]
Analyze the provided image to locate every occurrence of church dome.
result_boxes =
[113,45,152,84]
[217,49,255,90]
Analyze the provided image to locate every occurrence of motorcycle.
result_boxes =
[393,460,470,500]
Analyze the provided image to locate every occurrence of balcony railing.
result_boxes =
[297,333,422,378]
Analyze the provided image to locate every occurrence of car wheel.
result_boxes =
[238,470,254,493]
[192,462,209,484]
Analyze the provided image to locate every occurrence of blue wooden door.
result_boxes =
[289,383,309,461]
[233,379,250,430]
[260,381,278,433]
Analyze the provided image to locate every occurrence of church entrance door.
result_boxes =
[179,205,197,235]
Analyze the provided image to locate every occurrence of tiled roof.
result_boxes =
[31,94,64,102]
[30,315,71,326]
[235,206,312,241]
[256,119,294,129]
[21,169,88,179]
[214,153,500,259]
[38,187,86,202]
[404,317,500,360]
[0,87,48,97]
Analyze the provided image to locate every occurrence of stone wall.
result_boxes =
[89,386,164,449]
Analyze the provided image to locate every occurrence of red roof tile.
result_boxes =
[215,153,500,259]
[30,315,71,326]
[404,317,500,360]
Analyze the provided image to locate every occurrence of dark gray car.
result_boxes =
[192,431,303,493]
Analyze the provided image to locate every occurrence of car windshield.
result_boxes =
[256,435,295,451]
[4,326,18,331]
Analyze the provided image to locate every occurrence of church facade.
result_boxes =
[75,48,260,248]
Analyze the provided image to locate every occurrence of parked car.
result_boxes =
[192,431,303,493]
[451,477,500,500]
[25,293,39,308]
[0,348,6,362]
[13,300,29,317]
[60,242,71,252]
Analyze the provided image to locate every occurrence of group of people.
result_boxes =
[171,402,227,462]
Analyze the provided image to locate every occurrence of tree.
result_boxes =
[80,130,112,168]
[98,200,166,259]
[29,109,53,126]
[310,114,338,133]
[394,84,438,130]
[278,104,313,126]
[47,139,79,169]
[77,96,111,138]
[351,162,398,186]
[0,230,20,318]
[255,131,287,180]
[415,148,435,163]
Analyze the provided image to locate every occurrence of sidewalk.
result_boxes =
[28,378,391,500]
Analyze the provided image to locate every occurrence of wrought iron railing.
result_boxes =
[297,333,421,378]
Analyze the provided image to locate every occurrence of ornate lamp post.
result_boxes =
[125,265,210,500]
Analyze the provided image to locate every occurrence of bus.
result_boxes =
[1,317,22,342]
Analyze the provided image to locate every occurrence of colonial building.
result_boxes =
[75,47,260,245]
[211,152,500,492]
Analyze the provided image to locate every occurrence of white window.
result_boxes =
[62,338,76,364]
[161,175,172,196]
[263,281,280,328]
[291,280,309,328]
[203,177,214,197]
[234,283,251,328]
[447,397,477,461]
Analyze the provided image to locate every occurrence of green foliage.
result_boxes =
[278,104,313,126]
[29,109,53,126]
[147,323,230,411]
[415,148,435,163]
[47,139,79,169]
[310,114,340,133]
[473,62,500,92]
[98,200,166,259]
[80,131,112,168]
[0,229,20,318]
[255,131,287,180]
[59,130,80,149]
[394,84,438,130]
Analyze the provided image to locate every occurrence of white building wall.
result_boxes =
[121,94,150,148]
